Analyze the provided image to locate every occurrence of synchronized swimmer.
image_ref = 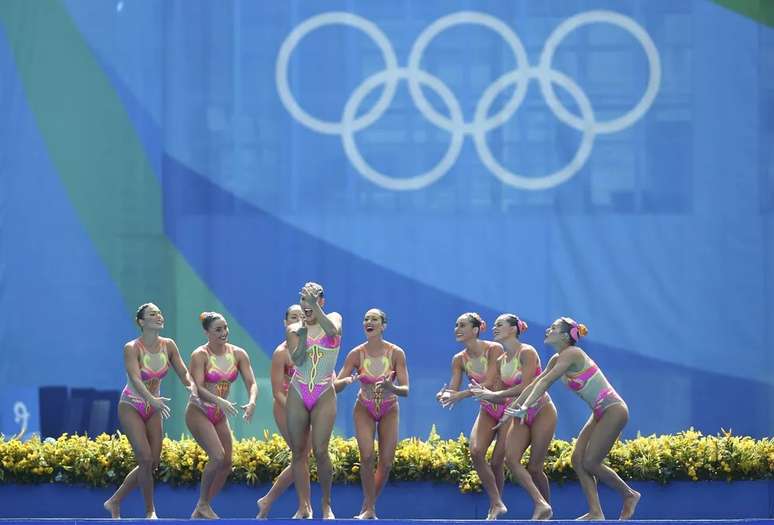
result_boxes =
[186,312,258,519]
[492,318,640,520]
[437,313,508,520]
[256,304,312,519]
[107,285,638,520]
[335,308,409,519]
[104,303,193,519]
[470,314,557,520]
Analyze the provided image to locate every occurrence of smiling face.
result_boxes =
[454,315,479,343]
[492,315,517,342]
[284,304,304,327]
[137,304,164,331]
[206,317,229,345]
[363,309,386,339]
[301,295,324,324]
[300,282,325,324]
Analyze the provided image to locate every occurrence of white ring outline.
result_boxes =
[276,10,661,190]
[538,10,661,134]
[406,11,530,135]
[473,67,596,191]
[276,12,399,135]
[341,68,465,191]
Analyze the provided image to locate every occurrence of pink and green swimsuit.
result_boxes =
[356,343,398,421]
[291,333,341,411]
[499,350,551,427]
[190,344,239,425]
[562,353,625,421]
[119,338,170,422]
[283,361,295,394]
[277,341,295,395]
[463,350,506,421]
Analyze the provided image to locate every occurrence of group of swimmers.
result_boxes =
[103,281,640,520]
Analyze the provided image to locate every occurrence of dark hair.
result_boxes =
[284,304,302,321]
[200,311,224,331]
[461,312,486,335]
[135,303,153,327]
[501,314,528,336]
[366,308,388,324]
[558,317,588,344]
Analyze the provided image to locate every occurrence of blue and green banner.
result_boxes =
[0,0,772,439]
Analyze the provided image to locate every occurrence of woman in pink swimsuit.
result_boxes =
[436,312,507,520]
[256,304,312,519]
[104,303,193,519]
[471,314,555,519]
[335,308,409,519]
[507,317,640,520]
[186,311,259,519]
[285,282,342,520]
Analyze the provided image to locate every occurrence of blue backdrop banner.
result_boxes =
[0,0,771,440]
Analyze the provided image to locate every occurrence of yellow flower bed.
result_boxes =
[1,428,772,492]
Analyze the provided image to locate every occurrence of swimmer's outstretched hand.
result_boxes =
[300,285,320,307]
[242,401,256,423]
[492,415,509,430]
[149,396,172,419]
[468,379,499,402]
[342,371,359,386]
[435,383,448,402]
[375,371,397,395]
[503,404,528,425]
[334,371,358,393]
[186,374,199,399]
[216,396,239,417]
[436,385,461,410]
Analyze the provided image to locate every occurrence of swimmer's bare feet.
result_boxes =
[532,502,553,520]
[103,498,120,519]
[486,501,507,520]
[620,490,641,520]
[191,502,218,519]
[256,497,271,519]
[576,512,605,520]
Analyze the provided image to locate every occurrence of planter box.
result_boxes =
[0,480,771,519]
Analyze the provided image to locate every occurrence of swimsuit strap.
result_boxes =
[205,344,238,383]
[359,344,394,379]
[499,351,520,383]
[136,338,169,379]
[463,349,488,383]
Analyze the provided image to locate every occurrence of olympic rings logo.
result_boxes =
[277,11,661,191]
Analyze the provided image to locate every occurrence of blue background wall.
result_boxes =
[0,0,772,440]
